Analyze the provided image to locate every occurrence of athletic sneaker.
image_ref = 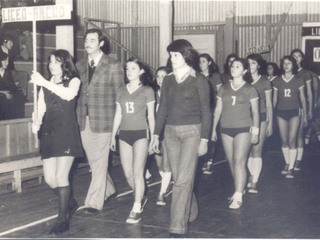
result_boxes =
[294,161,301,171]
[281,164,289,175]
[247,175,253,188]
[248,182,258,193]
[285,169,294,179]
[203,160,213,175]
[126,211,141,224]
[156,193,166,206]
[229,198,242,209]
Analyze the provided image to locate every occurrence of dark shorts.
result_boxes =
[276,109,300,121]
[260,112,267,122]
[221,127,251,138]
[119,129,149,146]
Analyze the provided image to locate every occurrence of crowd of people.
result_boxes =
[30,28,320,237]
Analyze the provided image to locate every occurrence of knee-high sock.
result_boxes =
[296,147,304,162]
[247,157,254,176]
[160,172,172,194]
[282,147,290,164]
[159,170,164,178]
[57,186,70,222]
[289,149,297,170]
[251,158,263,183]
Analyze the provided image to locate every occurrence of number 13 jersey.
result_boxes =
[272,75,305,110]
[116,85,155,130]
[217,82,259,128]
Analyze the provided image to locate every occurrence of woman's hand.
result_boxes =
[211,130,217,142]
[198,139,208,156]
[148,139,154,155]
[110,136,117,152]
[31,112,41,134]
[152,136,160,154]
[266,122,273,138]
[30,71,48,87]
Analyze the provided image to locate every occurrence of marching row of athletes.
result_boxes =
[29,27,319,237]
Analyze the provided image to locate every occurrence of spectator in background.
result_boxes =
[0,35,29,98]
[0,51,25,120]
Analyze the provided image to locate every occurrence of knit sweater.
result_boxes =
[154,70,211,139]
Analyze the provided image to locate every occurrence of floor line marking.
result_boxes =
[0,159,228,236]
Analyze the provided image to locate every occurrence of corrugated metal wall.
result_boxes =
[76,0,320,68]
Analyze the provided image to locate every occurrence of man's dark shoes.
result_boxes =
[49,220,69,235]
[104,192,118,204]
[83,207,99,214]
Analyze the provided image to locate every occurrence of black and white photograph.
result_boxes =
[0,0,320,238]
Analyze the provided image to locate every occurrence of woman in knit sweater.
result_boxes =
[152,39,210,237]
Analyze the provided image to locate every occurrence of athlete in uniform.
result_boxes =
[199,53,222,174]
[291,49,313,171]
[110,57,156,224]
[153,66,172,206]
[267,62,280,82]
[273,55,308,178]
[211,58,259,209]
[247,54,273,193]
[31,50,82,235]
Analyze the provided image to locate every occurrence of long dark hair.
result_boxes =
[267,62,281,77]
[224,53,238,75]
[125,57,157,91]
[48,49,79,81]
[247,53,267,76]
[199,53,220,78]
[280,55,298,75]
[290,48,305,68]
[231,58,253,84]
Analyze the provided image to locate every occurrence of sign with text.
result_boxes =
[247,45,270,55]
[1,4,72,23]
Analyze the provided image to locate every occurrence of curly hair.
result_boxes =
[199,53,220,78]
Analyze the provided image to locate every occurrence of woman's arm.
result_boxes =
[110,103,122,151]
[31,72,80,101]
[147,101,156,154]
[299,86,308,127]
[273,88,278,109]
[211,97,222,141]
[250,98,260,144]
[32,87,46,134]
[265,90,273,137]
[306,80,313,120]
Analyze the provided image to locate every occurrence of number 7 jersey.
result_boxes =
[217,82,259,128]
[272,75,305,110]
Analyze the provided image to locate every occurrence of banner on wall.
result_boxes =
[302,22,320,75]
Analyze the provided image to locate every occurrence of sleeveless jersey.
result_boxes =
[252,75,272,113]
[116,85,155,130]
[272,75,305,110]
[217,82,259,128]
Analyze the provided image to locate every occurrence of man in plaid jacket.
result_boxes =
[76,28,124,214]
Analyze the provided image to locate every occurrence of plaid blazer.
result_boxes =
[76,54,125,133]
